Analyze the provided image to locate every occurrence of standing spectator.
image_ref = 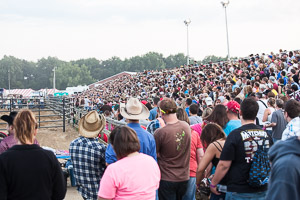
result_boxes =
[203,105,229,130]
[154,98,191,200]
[265,136,300,200]
[189,104,203,125]
[176,108,204,200]
[265,99,287,142]
[0,111,39,154]
[256,92,268,127]
[210,98,273,199]
[146,104,165,135]
[223,101,242,136]
[0,109,66,199]
[196,123,227,200]
[281,99,300,140]
[0,112,18,154]
[70,111,107,200]
[185,98,193,116]
[98,126,160,200]
[262,97,276,136]
[149,97,160,120]
[84,96,90,110]
[105,97,157,164]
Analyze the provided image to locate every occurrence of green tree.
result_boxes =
[164,53,187,69]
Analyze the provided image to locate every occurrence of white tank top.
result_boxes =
[266,107,275,131]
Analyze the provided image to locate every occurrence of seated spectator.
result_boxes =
[98,126,160,200]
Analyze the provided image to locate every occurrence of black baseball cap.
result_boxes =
[0,111,18,125]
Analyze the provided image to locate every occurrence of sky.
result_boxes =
[0,0,299,62]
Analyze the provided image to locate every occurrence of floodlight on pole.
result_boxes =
[221,0,230,60]
[184,19,191,65]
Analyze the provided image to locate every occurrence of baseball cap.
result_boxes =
[0,111,18,125]
[226,101,240,114]
[205,97,213,106]
[269,76,276,82]
[218,96,225,103]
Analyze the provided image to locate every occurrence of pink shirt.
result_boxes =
[98,153,160,200]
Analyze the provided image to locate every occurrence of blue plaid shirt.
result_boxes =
[70,137,106,200]
[146,119,161,135]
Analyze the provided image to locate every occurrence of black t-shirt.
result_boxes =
[220,123,273,193]
[0,144,66,200]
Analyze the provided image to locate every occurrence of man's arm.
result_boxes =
[210,160,232,195]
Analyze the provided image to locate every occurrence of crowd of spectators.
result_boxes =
[74,49,300,118]
[68,49,300,200]
[1,49,300,200]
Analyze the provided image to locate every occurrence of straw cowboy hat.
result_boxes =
[120,97,150,120]
[78,111,106,138]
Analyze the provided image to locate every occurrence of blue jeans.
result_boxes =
[182,177,196,200]
[158,180,188,200]
[211,193,226,200]
[225,191,267,200]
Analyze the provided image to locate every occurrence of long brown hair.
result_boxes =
[176,108,190,125]
[204,104,229,128]
[200,123,226,149]
[13,109,37,144]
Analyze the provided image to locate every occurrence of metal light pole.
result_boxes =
[184,19,191,66]
[53,67,56,94]
[8,67,11,94]
[221,1,230,60]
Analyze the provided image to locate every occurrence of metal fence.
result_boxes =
[0,97,72,132]
[0,97,126,145]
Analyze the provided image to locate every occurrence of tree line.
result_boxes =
[0,52,227,90]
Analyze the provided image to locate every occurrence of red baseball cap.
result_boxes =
[226,101,240,114]
[141,100,148,105]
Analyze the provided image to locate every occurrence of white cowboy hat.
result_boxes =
[120,97,150,120]
[78,111,106,138]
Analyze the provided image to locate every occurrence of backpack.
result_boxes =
[247,132,271,187]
